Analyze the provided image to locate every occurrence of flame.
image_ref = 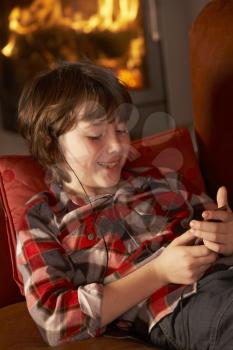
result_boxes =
[127,37,145,69]
[117,68,143,89]
[1,0,145,89]
[3,0,139,37]
[1,36,16,57]
[8,1,63,34]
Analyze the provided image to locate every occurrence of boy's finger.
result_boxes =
[203,239,226,255]
[191,230,227,244]
[190,220,227,234]
[195,254,217,265]
[186,244,212,257]
[202,209,231,222]
[171,230,196,247]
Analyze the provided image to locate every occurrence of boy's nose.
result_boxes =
[106,133,122,155]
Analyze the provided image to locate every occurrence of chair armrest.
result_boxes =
[0,302,157,350]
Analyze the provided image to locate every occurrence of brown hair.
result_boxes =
[18,61,132,171]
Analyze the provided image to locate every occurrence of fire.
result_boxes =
[70,0,138,33]
[1,0,145,89]
[1,36,16,57]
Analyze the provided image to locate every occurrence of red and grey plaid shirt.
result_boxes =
[17,166,222,346]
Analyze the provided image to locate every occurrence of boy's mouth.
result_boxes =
[97,160,120,169]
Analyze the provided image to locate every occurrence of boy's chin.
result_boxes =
[98,179,119,190]
[94,176,121,192]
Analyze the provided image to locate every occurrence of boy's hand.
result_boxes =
[190,186,233,256]
[155,231,218,285]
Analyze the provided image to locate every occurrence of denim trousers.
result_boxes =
[149,269,233,350]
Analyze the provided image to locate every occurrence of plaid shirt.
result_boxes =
[16,166,221,346]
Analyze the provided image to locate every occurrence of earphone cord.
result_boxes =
[61,157,109,284]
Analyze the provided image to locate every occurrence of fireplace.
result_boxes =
[0,0,166,138]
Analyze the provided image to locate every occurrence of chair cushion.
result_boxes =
[0,127,205,297]
[0,203,24,307]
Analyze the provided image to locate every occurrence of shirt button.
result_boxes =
[87,233,95,240]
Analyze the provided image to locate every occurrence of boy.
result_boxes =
[17,61,233,349]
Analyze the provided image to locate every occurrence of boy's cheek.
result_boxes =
[122,143,131,157]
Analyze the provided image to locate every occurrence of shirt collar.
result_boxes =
[45,167,151,216]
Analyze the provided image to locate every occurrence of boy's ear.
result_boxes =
[45,137,56,151]
[45,137,50,146]
[45,135,56,155]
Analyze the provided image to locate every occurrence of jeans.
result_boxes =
[149,269,233,350]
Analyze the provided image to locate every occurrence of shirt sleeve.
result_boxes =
[16,198,106,347]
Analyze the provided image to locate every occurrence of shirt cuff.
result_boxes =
[78,282,106,337]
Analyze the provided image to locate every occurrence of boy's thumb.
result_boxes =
[216,186,231,211]
[171,230,196,247]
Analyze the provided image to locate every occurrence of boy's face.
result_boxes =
[59,116,130,196]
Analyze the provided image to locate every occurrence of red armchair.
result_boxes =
[0,127,205,349]
[190,0,233,208]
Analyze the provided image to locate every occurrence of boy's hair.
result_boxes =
[18,61,132,170]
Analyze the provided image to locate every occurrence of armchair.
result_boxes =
[190,0,233,208]
[0,127,205,349]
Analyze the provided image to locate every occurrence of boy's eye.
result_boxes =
[86,128,128,140]
[87,135,102,140]
[116,122,129,134]
[117,129,128,134]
